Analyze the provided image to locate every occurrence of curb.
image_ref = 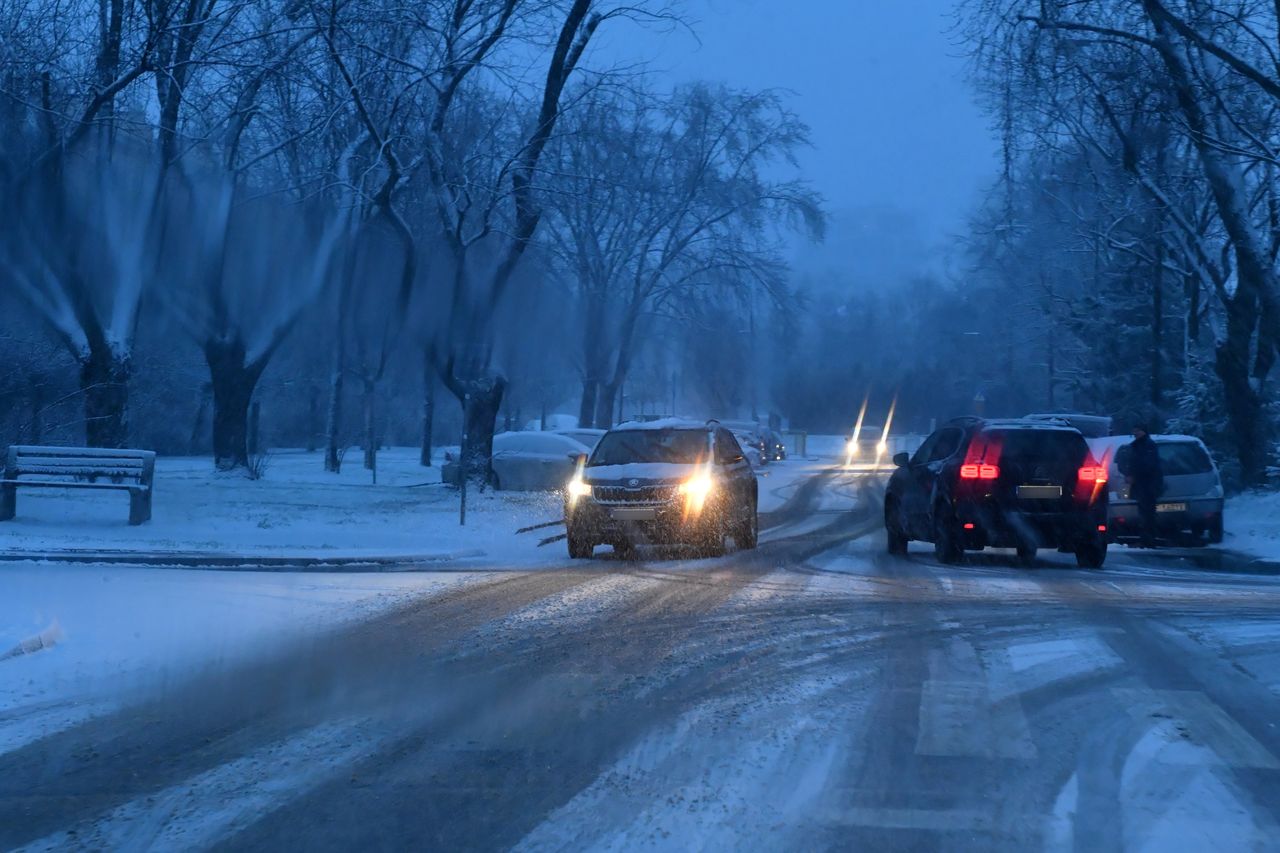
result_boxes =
[0,549,487,572]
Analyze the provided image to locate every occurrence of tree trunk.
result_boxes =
[578,379,598,430]
[420,359,435,467]
[456,377,506,486]
[80,345,130,448]
[324,355,344,473]
[26,373,45,445]
[362,377,376,471]
[204,336,264,470]
[190,382,211,454]
[248,400,261,457]
[595,381,618,429]
[306,384,319,452]
[1216,304,1266,486]
[1152,239,1164,409]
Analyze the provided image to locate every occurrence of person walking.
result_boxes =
[1123,425,1164,547]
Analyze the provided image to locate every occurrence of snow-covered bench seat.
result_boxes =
[1,445,156,525]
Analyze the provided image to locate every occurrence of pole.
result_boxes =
[459,392,469,526]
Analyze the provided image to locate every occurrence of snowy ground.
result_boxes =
[1224,490,1280,562]
[0,448,565,563]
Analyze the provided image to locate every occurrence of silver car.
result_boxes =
[1089,434,1224,545]
[442,431,592,491]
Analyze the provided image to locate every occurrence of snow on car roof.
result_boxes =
[1090,433,1206,448]
[611,417,711,431]
[978,418,1078,431]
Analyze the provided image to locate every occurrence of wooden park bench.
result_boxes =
[1,445,156,525]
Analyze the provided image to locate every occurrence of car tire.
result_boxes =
[885,499,908,556]
[1075,541,1107,569]
[1209,516,1224,545]
[933,510,962,565]
[567,533,593,559]
[1016,542,1037,567]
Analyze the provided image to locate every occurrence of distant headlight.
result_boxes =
[567,479,592,499]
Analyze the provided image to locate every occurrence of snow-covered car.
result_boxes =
[732,430,768,468]
[1089,434,1224,545]
[441,431,591,491]
[564,419,758,558]
[555,428,606,451]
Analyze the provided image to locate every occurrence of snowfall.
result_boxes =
[2,436,1277,758]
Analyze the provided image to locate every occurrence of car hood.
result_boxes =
[584,462,696,484]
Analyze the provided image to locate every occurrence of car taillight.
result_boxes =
[960,463,999,480]
[1078,465,1108,484]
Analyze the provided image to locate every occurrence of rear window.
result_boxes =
[1158,441,1214,476]
[978,428,1088,474]
[589,429,709,466]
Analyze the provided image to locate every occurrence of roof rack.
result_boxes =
[945,416,983,426]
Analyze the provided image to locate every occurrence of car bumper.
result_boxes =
[567,499,725,545]
[956,501,1106,550]
[1107,498,1223,539]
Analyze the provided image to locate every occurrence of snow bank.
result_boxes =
[0,448,566,563]
[1224,490,1280,561]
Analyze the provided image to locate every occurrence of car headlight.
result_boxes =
[1205,483,1224,499]
[567,479,592,499]
[678,473,715,501]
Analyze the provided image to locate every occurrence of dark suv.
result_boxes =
[884,417,1109,567]
[564,419,758,559]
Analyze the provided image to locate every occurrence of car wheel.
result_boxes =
[933,511,962,565]
[1075,541,1107,569]
[1016,542,1037,567]
[567,532,593,559]
[735,504,759,550]
[1209,515,1224,545]
[885,499,908,556]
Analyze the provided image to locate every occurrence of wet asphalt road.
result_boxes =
[3,470,1280,851]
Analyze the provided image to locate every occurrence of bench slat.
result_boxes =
[10,468,147,479]
[11,445,154,460]
[0,480,146,491]
[14,459,146,469]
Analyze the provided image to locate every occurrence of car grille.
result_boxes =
[593,485,678,505]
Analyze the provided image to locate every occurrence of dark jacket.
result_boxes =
[1124,435,1164,500]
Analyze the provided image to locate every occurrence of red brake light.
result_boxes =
[960,463,999,480]
[1079,465,1108,484]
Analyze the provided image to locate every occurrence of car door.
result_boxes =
[903,427,963,537]
[715,428,752,521]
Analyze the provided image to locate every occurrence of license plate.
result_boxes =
[610,507,657,521]
[1157,502,1187,513]
[1017,485,1062,499]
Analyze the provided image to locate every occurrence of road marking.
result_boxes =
[916,642,1036,759]
[1112,688,1280,769]
[16,718,389,852]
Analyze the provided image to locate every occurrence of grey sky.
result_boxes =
[599,0,999,284]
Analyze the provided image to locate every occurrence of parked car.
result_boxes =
[762,428,787,461]
[441,431,592,491]
[884,417,1109,567]
[1089,434,1224,545]
[555,428,606,451]
[732,429,768,468]
[1025,412,1113,438]
[564,418,758,558]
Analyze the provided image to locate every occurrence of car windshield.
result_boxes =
[1159,441,1214,475]
[588,429,709,466]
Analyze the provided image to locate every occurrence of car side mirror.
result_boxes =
[893,452,911,468]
